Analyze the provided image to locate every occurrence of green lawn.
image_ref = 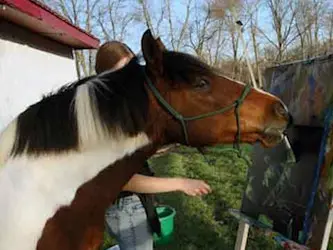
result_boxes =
[103,144,280,250]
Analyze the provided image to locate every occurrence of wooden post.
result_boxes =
[234,221,250,250]
[320,197,333,250]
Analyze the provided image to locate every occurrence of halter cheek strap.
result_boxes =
[144,73,252,153]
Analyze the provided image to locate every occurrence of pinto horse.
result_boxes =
[0,29,290,250]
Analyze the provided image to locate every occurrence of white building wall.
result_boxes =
[0,21,78,131]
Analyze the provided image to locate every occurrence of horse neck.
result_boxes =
[37,144,158,250]
[144,84,178,146]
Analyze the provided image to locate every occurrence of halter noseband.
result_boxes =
[144,73,252,152]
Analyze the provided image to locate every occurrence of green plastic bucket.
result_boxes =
[153,205,176,246]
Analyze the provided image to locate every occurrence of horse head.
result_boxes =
[141,29,291,148]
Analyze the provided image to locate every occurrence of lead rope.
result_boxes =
[234,100,243,157]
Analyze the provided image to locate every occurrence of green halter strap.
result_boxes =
[144,73,252,153]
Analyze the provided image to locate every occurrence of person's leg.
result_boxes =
[105,195,153,250]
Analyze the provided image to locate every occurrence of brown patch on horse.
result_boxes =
[37,144,157,250]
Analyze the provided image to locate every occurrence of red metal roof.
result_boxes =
[0,0,100,49]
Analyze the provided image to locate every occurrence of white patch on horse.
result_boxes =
[0,132,150,250]
[253,86,279,99]
[0,119,17,165]
[75,81,110,148]
[218,74,277,99]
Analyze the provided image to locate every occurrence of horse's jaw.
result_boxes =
[258,124,287,148]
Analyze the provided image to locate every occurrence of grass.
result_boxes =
[103,144,280,250]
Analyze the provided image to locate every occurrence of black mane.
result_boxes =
[11,57,149,156]
[162,51,216,82]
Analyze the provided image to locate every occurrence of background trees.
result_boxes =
[41,0,333,83]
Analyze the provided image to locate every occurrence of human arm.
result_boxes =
[122,174,212,196]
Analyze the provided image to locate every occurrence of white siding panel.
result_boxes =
[0,21,77,131]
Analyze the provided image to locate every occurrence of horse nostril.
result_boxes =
[273,102,293,128]
[274,102,288,119]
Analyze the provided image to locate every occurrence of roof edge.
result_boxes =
[0,0,100,49]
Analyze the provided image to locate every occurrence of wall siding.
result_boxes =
[0,21,77,130]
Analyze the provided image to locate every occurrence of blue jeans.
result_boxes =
[105,194,153,250]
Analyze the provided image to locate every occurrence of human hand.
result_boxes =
[177,178,212,196]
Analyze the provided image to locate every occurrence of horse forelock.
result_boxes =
[162,51,216,82]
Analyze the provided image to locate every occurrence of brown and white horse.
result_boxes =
[0,30,291,250]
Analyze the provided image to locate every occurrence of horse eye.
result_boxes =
[194,79,210,90]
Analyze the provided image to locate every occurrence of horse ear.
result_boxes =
[141,29,165,74]
[156,37,166,51]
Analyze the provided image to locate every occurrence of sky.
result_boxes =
[123,0,194,53]
[114,0,273,59]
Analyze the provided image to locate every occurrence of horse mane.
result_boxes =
[162,51,218,82]
[8,57,149,156]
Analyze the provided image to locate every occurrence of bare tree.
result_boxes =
[325,8,333,50]
[137,0,156,35]
[294,0,327,59]
[205,19,227,66]
[42,0,333,82]
[210,0,246,79]
[188,1,217,58]
[97,0,136,42]
[209,0,260,82]
[309,0,329,56]
[226,13,240,78]
[135,0,167,38]
[165,0,193,51]
[42,0,101,77]
[257,0,298,62]
[294,1,311,59]
[247,0,262,86]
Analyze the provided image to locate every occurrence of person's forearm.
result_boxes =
[122,174,182,194]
